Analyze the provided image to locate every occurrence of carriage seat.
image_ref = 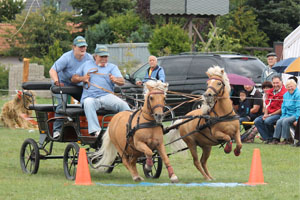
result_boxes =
[28,104,81,112]
[22,81,52,90]
[62,107,117,116]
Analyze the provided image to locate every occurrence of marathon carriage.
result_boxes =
[20,81,163,180]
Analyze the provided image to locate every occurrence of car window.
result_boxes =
[162,56,192,81]
[132,60,162,81]
[224,57,265,83]
[187,57,222,78]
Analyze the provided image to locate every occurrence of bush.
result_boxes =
[148,24,192,56]
[0,64,9,95]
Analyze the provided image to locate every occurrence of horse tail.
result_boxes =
[165,120,188,154]
[92,127,118,171]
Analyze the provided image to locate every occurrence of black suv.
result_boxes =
[120,53,266,116]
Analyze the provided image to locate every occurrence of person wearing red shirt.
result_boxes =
[254,76,287,143]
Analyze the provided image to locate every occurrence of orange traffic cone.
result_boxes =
[245,148,267,185]
[75,148,93,185]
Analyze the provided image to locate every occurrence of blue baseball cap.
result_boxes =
[94,45,109,56]
[73,36,88,47]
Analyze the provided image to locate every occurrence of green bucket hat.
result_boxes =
[73,36,88,47]
[94,45,109,56]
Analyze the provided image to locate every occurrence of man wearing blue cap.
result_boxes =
[49,36,93,139]
[71,45,130,137]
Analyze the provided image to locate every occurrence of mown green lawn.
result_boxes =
[0,127,299,200]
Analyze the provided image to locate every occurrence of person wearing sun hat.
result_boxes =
[71,44,130,137]
[261,52,279,83]
[49,36,93,139]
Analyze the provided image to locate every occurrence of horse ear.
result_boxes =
[220,68,225,75]
[146,84,153,92]
[206,72,211,78]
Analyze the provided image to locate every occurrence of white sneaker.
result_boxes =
[53,131,60,139]
[91,130,101,137]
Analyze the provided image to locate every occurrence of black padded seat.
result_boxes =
[22,82,52,90]
[51,85,83,102]
[63,107,117,116]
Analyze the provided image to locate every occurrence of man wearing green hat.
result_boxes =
[49,36,93,139]
[71,44,130,137]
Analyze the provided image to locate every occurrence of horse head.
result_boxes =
[204,66,230,109]
[143,80,169,123]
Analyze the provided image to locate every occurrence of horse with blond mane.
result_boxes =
[166,66,242,181]
[92,80,179,182]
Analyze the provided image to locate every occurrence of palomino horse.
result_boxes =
[166,66,242,181]
[93,80,179,182]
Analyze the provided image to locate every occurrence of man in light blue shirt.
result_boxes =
[49,36,93,138]
[72,45,130,136]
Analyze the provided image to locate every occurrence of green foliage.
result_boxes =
[245,0,300,45]
[70,0,135,32]
[5,5,72,58]
[148,24,192,56]
[0,64,9,95]
[197,22,242,52]
[217,6,269,54]
[107,11,145,43]
[85,20,115,52]
[0,0,24,22]
[31,40,64,78]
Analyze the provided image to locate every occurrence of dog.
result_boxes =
[0,90,36,129]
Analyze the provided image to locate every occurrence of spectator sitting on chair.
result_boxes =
[254,76,287,144]
[136,55,165,85]
[71,44,131,137]
[271,79,300,144]
[237,90,251,124]
[49,36,93,139]
[243,83,263,130]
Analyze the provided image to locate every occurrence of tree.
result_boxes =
[70,0,135,32]
[148,24,191,56]
[0,0,24,22]
[5,5,72,58]
[217,6,269,54]
[245,0,300,45]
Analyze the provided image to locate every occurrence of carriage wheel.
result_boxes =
[20,138,40,174]
[142,151,163,179]
[192,101,202,110]
[164,105,175,123]
[63,142,79,180]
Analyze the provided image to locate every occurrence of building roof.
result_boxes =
[150,0,229,16]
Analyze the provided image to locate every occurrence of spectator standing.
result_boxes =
[254,76,287,143]
[261,52,278,83]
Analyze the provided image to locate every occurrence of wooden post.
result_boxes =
[23,58,30,82]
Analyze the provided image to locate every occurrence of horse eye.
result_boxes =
[218,82,222,85]
[150,96,153,101]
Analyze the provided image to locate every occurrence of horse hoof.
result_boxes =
[144,164,152,172]
[224,141,232,154]
[133,176,144,182]
[170,174,179,183]
[234,148,241,156]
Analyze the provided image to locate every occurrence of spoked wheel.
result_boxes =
[142,151,163,179]
[20,138,40,174]
[63,142,79,180]
[163,105,175,123]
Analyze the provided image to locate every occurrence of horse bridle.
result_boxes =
[206,77,225,97]
[146,91,165,116]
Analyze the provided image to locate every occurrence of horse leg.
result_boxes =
[128,156,144,182]
[187,142,212,181]
[135,141,154,172]
[233,130,242,156]
[200,146,214,180]
[121,155,144,182]
[156,143,179,183]
[214,130,232,154]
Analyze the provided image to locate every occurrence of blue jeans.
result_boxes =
[254,114,280,141]
[273,116,296,139]
[83,94,130,134]
[53,93,68,133]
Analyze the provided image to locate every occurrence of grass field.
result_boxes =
[0,127,299,200]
